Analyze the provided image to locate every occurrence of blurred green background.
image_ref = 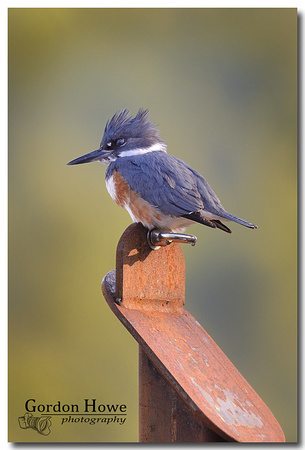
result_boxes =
[8,8,297,443]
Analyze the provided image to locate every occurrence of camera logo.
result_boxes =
[18,412,52,436]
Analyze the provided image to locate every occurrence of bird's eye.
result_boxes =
[106,142,112,149]
[116,138,125,147]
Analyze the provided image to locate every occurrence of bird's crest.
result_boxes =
[104,108,164,144]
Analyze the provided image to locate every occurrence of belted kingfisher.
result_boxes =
[68,109,257,234]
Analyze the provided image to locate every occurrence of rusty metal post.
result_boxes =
[102,223,285,443]
[138,348,225,442]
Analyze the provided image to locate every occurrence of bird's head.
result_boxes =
[67,108,166,166]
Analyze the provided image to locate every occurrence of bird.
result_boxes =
[67,108,257,234]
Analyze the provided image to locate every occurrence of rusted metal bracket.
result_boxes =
[147,229,197,249]
[102,223,285,443]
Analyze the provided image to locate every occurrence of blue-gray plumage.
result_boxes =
[68,109,257,234]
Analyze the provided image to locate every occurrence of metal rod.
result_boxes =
[147,229,197,250]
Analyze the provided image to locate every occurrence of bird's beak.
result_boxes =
[67,149,110,165]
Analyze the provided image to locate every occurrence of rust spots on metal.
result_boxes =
[139,347,226,442]
[115,223,185,313]
[102,223,285,443]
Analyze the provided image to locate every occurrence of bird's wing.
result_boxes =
[111,152,224,217]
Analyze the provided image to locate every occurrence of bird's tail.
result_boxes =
[221,212,258,229]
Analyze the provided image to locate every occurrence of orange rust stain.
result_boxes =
[129,248,139,257]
